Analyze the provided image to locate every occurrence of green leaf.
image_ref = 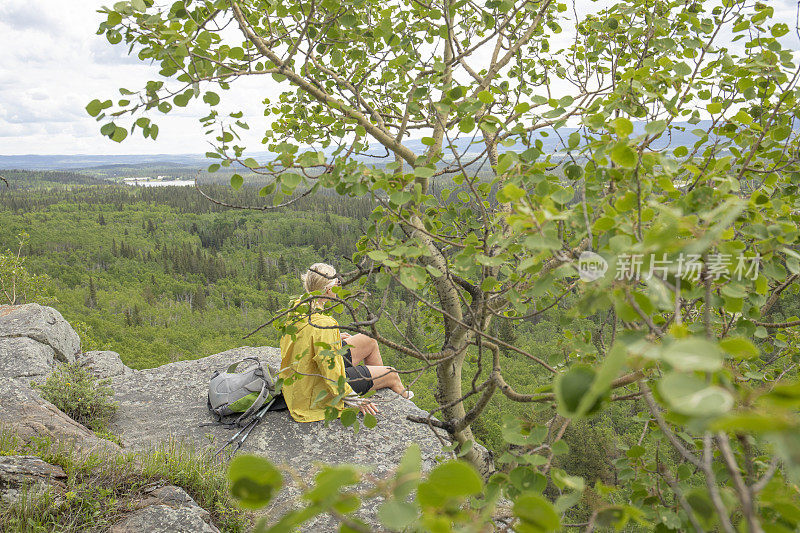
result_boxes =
[610,143,637,168]
[673,62,692,77]
[477,90,494,104]
[367,250,389,262]
[390,190,412,206]
[584,113,606,130]
[501,415,546,446]
[551,440,569,456]
[595,506,631,529]
[763,382,800,409]
[514,493,561,532]
[259,183,274,197]
[341,408,357,426]
[712,412,795,433]
[662,338,723,371]
[772,23,790,37]
[305,465,360,503]
[575,343,626,417]
[565,164,583,180]
[772,125,791,142]
[107,11,122,25]
[612,117,633,137]
[416,461,482,508]
[719,337,758,360]
[568,131,580,149]
[550,186,573,205]
[413,166,435,179]
[378,500,417,530]
[510,466,545,492]
[111,126,127,143]
[86,99,104,117]
[203,91,220,105]
[394,444,421,499]
[398,265,426,290]
[626,445,646,458]
[230,174,243,190]
[497,183,526,203]
[100,122,116,136]
[228,454,283,510]
[282,173,302,189]
[174,91,192,107]
[363,413,377,428]
[556,365,601,418]
[645,120,666,136]
[243,157,259,169]
[658,373,733,417]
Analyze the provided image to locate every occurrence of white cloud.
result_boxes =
[0,0,798,156]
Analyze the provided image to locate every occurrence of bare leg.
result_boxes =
[364,365,411,398]
[342,334,383,366]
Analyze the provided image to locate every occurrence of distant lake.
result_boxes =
[123,180,194,187]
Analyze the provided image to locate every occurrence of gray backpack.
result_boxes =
[207,357,285,426]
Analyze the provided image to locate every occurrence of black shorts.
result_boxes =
[343,348,373,395]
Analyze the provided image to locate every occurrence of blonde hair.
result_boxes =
[301,263,338,294]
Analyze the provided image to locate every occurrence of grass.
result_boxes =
[0,426,250,533]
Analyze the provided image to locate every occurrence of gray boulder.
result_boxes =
[0,304,80,363]
[110,346,449,530]
[0,377,122,457]
[0,336,57,383]
[0,455,67,489]
[111,485,220,533]
[0,305,120,455]
[79,350,133,378]
[0,455,67,508]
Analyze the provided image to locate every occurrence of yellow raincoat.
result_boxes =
[279,312,354,422]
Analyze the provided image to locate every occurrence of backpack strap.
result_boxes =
[226,356,260,374]
[231,357,274,426]
[234,379,270,426]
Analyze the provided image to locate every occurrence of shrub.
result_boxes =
[0,232,55,306]
[34,363,117,434]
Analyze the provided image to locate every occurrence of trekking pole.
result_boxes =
[213,397,277,459]
[235,402,272,451]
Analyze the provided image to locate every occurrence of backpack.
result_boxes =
[207,357,286,427]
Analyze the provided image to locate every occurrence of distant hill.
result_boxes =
[0,122,713,172]
[0,154,208,171]
[0,169,103,189]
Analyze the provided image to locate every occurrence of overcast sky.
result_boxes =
[1,0,798,156]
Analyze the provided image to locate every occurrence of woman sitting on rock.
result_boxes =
[279,263,413,423]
